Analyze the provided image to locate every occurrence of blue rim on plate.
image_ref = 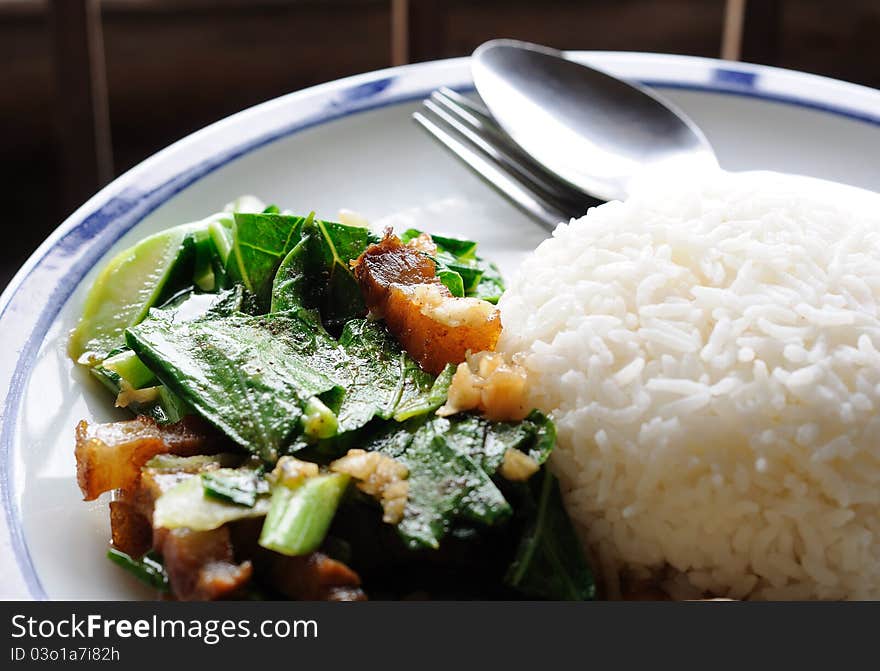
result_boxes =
[2,53,878,600]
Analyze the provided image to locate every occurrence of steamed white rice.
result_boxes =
[497,170,880,600]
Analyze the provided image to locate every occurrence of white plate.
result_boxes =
[1,53,879,600]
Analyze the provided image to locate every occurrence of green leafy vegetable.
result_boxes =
[426,232,478,258]
[400,228,505,302]
[259,473,350,556]
[469,260,505,303]
[69,223,197,364]
[333,319,435,431]
[393,363,455,421]
[202,465,269,507]
[354,410,555,550]
[394,427,510,548]
[127,311,343,462]
[505,469,595,601]
[127,309,445,458]
[90,287,252,423]
[153,472,271,530]
[225,211,307,304]
[156,284,254,322]
[107,549,170,593]
[270,217,371,331]
[475,409,556,473]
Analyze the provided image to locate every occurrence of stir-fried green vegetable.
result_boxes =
[69,225,195,364]
[126,311,449,461]
[356,411,554,550]
[506,469,596,600]
[128,311,343,462]
[202,463,269,507]
[74,196,595,600]
[271,217,374,331]
[106,549,170,593]
[225,211,308,304]
[400,228,506,303]
[153,471,272,531]
[259,473,350,556]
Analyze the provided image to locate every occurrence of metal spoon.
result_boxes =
[472,39,718,202]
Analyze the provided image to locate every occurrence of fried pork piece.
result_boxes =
[351,231,502,374]
[230,519,367,601]
[113,457,365,601]
[109,499,153,558]
[75,415,220,501]
[109,454,253,600]
[110,454,234,559]
[155,526,253,601]
[265,552,366,601]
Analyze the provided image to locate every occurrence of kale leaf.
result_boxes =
[400,228,505,302]
[355,410,555,550]
[271,217,373,333]
[202,463,269,507]
[225,211,307,304]
[505,468,595,601]
[127,311,343,462]
[126,313,448,460]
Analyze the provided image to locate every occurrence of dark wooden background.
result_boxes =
[2,0,879,290]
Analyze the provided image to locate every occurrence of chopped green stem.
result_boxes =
[107,549,170,593]
[259,473,350,556]
[102,349,157,389]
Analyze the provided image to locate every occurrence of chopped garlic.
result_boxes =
[272,456,319,487]
[331,449,409,524]
[499,448,539,482]
[441,362,482,413]
[115,382,160,408]
[437,351,529,421]
[405,232,437,255]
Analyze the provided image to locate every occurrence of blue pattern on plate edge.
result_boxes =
[711,68,758,89]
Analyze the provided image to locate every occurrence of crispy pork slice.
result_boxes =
[155,526,253,601]
[75,415,220,501]
[110,454,235,560]
[264,552,366,601]
[230,519,366,601]
[112,454,253,600]
[108,499,153,558]
[351,232,502,373]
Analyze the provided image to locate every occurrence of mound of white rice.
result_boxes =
[497,170,880,600]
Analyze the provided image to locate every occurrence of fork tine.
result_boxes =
[436,86,494,121]
[427,92,589,209]
[413,108,571,230]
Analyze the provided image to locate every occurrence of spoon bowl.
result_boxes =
[472,39,718,202]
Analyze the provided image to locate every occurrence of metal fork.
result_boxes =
[412,87,601,230]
